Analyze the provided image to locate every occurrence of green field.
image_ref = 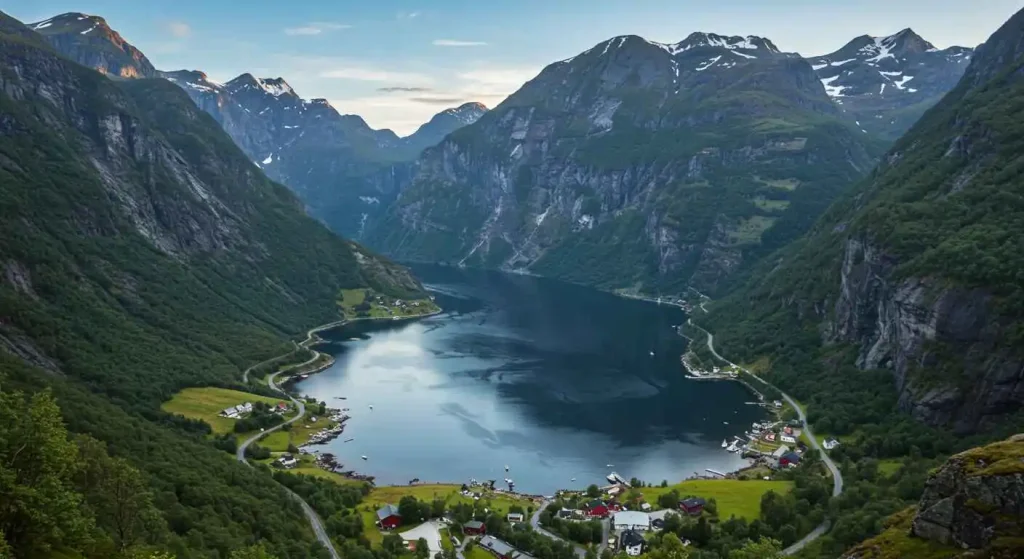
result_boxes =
[465,546,492,559]
[338,288,439,320]
[365,484,536,515]
[161,387,287,434]
[753,175,801,190]
[878,459,903,478]
[638,479,794,520]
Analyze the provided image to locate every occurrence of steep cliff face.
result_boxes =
[0,13,424,396]
[369,33,881,294]
[29,12,156,78]
[30,12,486,241]
[827,238,1024,431]
[707,7,1024,433]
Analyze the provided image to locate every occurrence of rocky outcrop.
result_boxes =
[826,237,1024,433]
[912,435,1024,548]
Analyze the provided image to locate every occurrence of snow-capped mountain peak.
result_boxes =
[225,74,299,99]
[161,70,224,93]
[808,29,974,139]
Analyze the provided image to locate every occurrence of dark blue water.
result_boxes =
[293,265,763,494]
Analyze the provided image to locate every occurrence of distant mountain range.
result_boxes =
[30,10,974,292]
[30,11,488,239]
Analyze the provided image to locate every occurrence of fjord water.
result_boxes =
[294,265,764,494]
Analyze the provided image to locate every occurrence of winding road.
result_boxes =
[529,501,609,558]
[689,321,843,555]
[236,369,341,559]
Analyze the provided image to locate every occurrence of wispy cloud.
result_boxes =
[284,22,352,36]
[409,96,466,105]
[377,86,434,93]
[397,11,421,20]
[432,39,488,47]
[320,67,434,84]
[165,21,191,38]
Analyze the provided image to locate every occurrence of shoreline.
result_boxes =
[281,285,759,492]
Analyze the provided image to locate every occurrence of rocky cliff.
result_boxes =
[29,12,156,78]
[706,7,1024,433]
[368,33,882,294]
[842,435,1024,558]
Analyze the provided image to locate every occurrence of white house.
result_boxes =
[620,530,645,556]
[824,438,841,450]
[613,510,650,531]
[277,455,298,469]
[780,434,797,444]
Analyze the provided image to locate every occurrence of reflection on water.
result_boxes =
[294,265,764,493]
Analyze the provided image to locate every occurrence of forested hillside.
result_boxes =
[704,5,1024,434]
[0,11,422,557]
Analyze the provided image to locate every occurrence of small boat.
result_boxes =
[606,464,614,467]
[369,404,373,410]
[723,421,729,425]
[505,464,509,472]
[344,438,354,443]
[570,477,576,482]
[721,439,728,448]
[649,351,655,356]
[361,455,368,460]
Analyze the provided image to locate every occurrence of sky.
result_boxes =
[5,0,1022,135]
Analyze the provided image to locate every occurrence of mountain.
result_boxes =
[809,29,973,140]
[0,11,422,556]
[366,32,883,294]
[29,12,157,78]
[159,70,485,239]
[705,7,1024,433]
[31,12,486,241]
[842,435,1024,559]
[402,102,489,153]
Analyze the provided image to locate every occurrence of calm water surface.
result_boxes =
[293,265,764,494]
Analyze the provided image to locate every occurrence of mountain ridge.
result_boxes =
[808,28,973,139]
[366,29,883,294]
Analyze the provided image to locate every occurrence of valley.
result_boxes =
[1,3,1023,559]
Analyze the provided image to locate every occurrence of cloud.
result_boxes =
[432,39,488,47]
[409,96,466,105]
[377,86,434,93]
[397,11,421,19]
[284,22,351,36]
[165,21,191,38]
[320,67,433,84]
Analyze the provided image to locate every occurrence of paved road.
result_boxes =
[690,321,843,556]
[527,500,610,558]
[236,369,341,559]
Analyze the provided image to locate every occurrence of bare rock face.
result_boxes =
[369,33,879,294]
[29,13,157,78]
[911,436,1024,549]
[826,234,1024,433]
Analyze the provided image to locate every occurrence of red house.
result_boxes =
[678,497,706,516]
[376,504,401,530]
[463,520,487,535]
[585,499,609,518]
